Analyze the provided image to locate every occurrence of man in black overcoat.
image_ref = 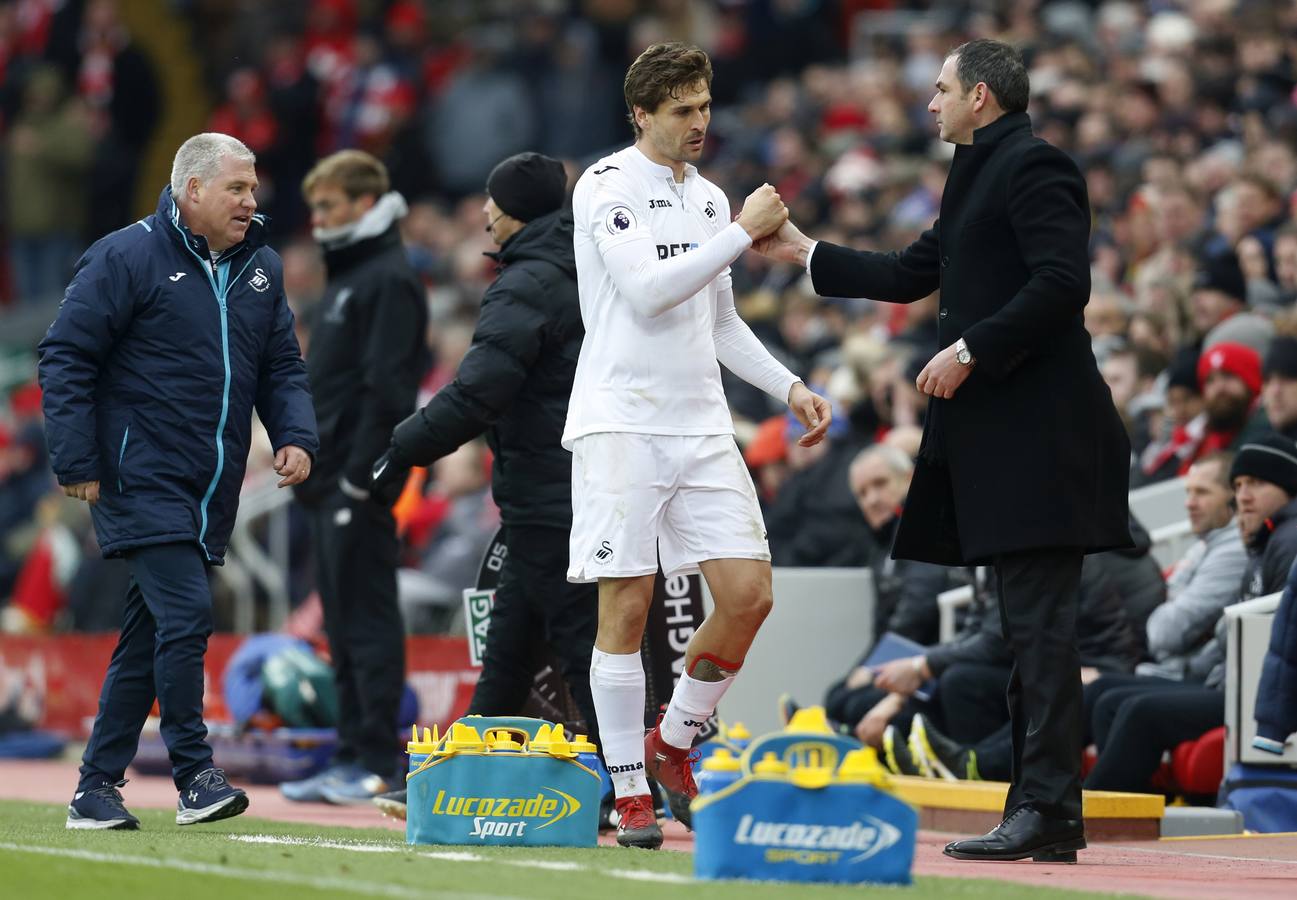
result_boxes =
[756,40,1132,862]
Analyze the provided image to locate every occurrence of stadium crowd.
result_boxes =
[1,0,1297,800]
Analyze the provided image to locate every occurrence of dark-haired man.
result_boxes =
[1262,336,1297,441]
[756,39,1131,862]
[567,42,830,849]
[370,152,598,819]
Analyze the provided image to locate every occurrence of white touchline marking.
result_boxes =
[421,850,487,862]
[228,834,694,884]
[232,834,404,853]
[1115,845,1297,866]
[600,868,693,884]
[0,841,520,900]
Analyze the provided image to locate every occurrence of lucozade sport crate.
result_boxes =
[691,707,918,885]
[406,715,600,848]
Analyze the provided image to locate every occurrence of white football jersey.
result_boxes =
[563,145,795,447]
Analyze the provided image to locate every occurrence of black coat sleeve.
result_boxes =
[341,273,425,485]
[961,144,1091,381]
[808,223,941,302]
[390,269,546,466]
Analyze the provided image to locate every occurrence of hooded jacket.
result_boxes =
[38,187,318,563]
[389,208,582,528]
[295,194,428,504]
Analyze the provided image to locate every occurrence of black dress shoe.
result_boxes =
[943,806,1086,863]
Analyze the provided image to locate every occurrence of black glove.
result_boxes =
[370,450,411,507]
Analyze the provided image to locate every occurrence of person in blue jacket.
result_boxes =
[38,132,318,830]
[1254,560,1297,757]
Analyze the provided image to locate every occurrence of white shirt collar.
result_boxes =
[628,145,694,183]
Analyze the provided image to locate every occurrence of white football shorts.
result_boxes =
[567,432,771,583]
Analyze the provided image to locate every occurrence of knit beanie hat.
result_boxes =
[1264,336,1297,380]
[1167,347,1202,394]
[1198,341,1262,396]
[1194,251,1247,304]
[486,152,567,223]
[1230,433,1297,497]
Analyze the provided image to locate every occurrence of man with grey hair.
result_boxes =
[39,132,318,830]
[847,444,948,649]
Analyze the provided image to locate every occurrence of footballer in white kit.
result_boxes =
[567,41,831,850]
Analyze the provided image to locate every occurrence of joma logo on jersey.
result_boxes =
[431,787,581,832]
[656,242,699,259]
[649,198,673,208]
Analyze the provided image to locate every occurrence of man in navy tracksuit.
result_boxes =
[38,133,318,830]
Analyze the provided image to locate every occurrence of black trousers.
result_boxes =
[1083,674,1223,793]
[309,492,405,779]
[467,525,600,749]
[994,547,1085,821]
[79,542,214,791]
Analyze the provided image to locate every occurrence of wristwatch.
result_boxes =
[955,338,974,367]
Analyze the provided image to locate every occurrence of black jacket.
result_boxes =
[389,209,582,528]
[296,223,428,504]
[809,112,1131,565]
[1092,516,1167,655]
[1242,497,1297,601]
[868,514,952,648]
[1187,496,1297,688]
[766,440,873,567]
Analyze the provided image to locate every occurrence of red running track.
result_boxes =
[3,759,1296,899]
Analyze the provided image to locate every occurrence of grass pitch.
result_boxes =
[0,800,1137,899]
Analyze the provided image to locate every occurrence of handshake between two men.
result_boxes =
[741,188,974,404]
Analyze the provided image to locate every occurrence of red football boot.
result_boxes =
[614,794,663,849]
[643,720,700,798]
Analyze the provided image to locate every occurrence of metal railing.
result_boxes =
[216,478,294,632]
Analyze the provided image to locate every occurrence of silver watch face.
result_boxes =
[957,347,971,365]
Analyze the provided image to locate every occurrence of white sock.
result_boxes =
[589,648,651,799]
[659,667,736,750]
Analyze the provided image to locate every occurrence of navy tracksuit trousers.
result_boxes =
[78,542,214,791]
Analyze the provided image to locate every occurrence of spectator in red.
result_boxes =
[207,68,278,158]
[64,0,159,238]
[1142,342,1265,481]
[1136,349,1204,486]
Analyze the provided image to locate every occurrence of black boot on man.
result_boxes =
[943,806,1085,863]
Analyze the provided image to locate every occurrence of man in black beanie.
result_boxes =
[1081,432,1297,794]
[1190,251,1248,339]
[1263,336,1297,441]
[371,151,599,815]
